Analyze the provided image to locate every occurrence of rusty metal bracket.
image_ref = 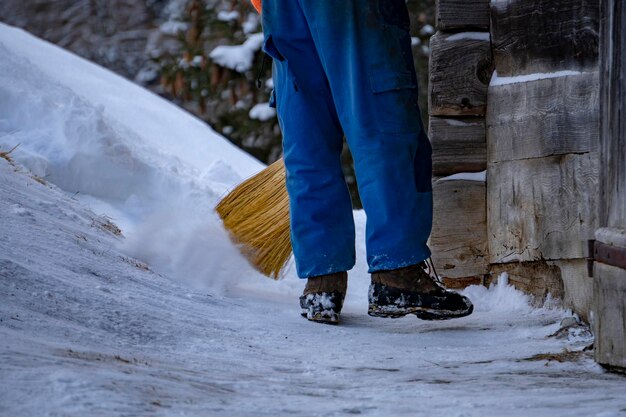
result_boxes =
[591,240,626,274]
[587,239,596,277]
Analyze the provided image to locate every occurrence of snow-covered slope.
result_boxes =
[1,24,626,417]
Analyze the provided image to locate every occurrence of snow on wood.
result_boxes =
[444,32,490,42]
[487,71,599,162]
[489,69,583,86]
[438,171,486,182]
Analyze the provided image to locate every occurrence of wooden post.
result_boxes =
[593,0,626,373]
[427,0,492,284]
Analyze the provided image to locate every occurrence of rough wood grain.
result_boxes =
[594,0,626,372]
[429,31,493,117]
[487,153,599,264]
[436,0,489,30]
[429,117,486,175]
[487,72,599,163]
[490,0,599,76]
[594,262,626,370]
[599,0,626,230]
[430,179,488,279]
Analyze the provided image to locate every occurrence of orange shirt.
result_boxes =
[251,0,261,13]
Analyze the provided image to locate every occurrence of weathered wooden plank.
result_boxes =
[436,0,489,31]
[487,153,599,264]
[599,0,626,230]
[429,31,493,117]
[430,178,488,279]
[490,0,599,76]
[487,72,599,163]
[594,0,626,372]
[594,262,626,370]
[429,117,486,176]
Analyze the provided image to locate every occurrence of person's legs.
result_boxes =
[261,0,356,279]
[298,0,433,273]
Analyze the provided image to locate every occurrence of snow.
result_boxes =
[411,37,421,46]
[490,70,583,86]
[445,32,491,42]
[159,20,188,35]
[242,13,260,34]
[249,102,277,121]
[1,23,626,417]
[445,119,480,127]
[209,33,264,73]
[438,171,487,182]
[420,24,435,36]
[217,10,240,22]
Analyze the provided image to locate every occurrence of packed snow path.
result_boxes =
[1,23,625,416]
[2,160,625,417]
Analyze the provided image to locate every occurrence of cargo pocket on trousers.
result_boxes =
[369,71,421,134]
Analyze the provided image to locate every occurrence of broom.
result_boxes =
[216,158,292,279]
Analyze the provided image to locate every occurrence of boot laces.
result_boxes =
[422,258,446,289]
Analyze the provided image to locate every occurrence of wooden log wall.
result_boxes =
[429,0,603,320]
[427,0,491,282]
[486,0,600,317]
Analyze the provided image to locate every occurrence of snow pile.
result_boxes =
[0,23,265,293]
[249,102,276,121]
[209,33,264,73]
[462,273,534,313]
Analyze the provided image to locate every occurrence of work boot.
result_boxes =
[368,261,473,320]
[300,272,348,324]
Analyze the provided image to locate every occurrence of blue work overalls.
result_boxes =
[262,0,433,278]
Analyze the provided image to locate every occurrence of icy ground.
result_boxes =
[2,159,625,417]
[1,23,625,417]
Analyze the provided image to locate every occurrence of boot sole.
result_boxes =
[368,303,473,321]
[301,309,340,325]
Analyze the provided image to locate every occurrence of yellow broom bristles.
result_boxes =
[216,158,292,279]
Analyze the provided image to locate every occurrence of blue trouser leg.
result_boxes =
[262,0,432,277]
[262,0,356,278]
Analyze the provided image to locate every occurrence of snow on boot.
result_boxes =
[368,261,473,320]
[299,272,347,324]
